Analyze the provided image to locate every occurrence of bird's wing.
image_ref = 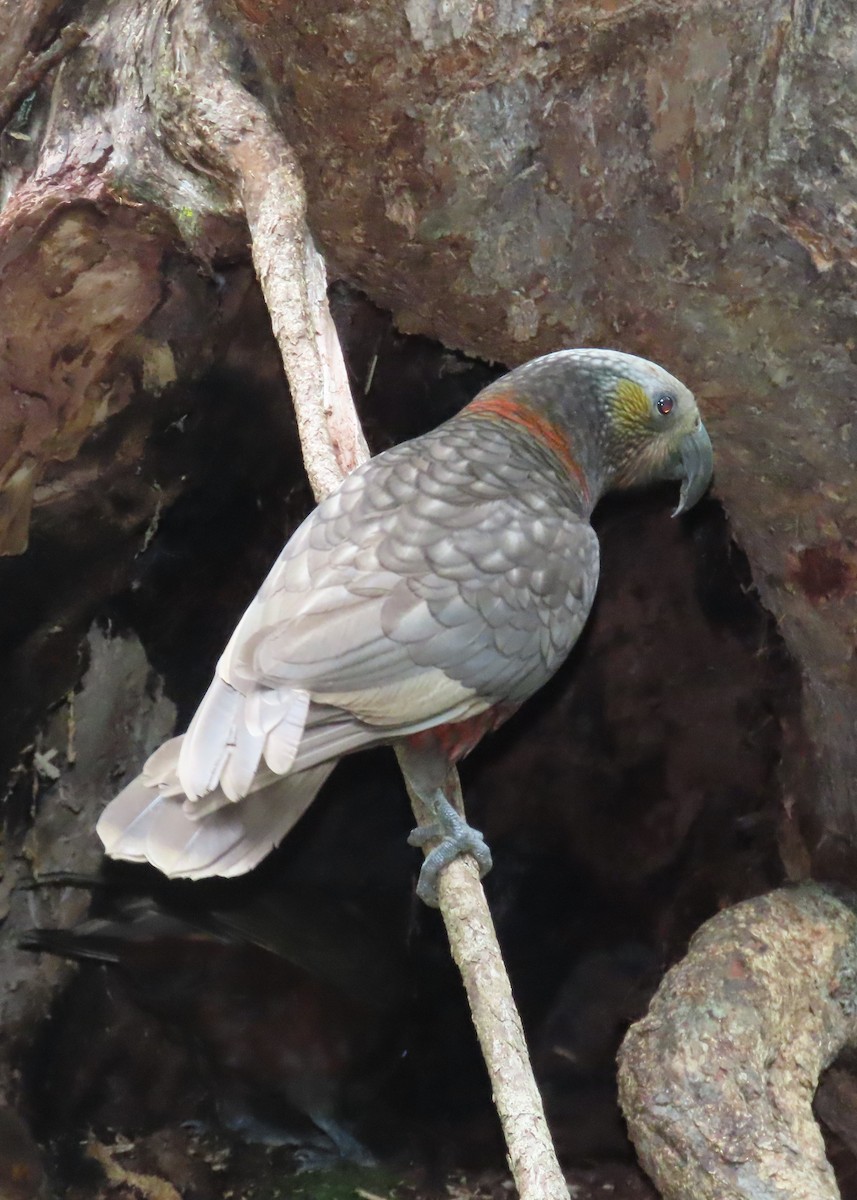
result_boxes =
[221,420,600,723]
[176,420,599,802]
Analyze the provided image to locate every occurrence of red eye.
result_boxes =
[656,393,675,416]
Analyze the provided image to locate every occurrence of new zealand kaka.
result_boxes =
[98,349,713,904]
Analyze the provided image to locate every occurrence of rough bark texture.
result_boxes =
[0,622,174,1150]
[618,884,857,1200]
[0,0,66,97]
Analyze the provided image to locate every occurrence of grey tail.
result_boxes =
[97,737,335,879]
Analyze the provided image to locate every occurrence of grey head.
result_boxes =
[490,348,713,515]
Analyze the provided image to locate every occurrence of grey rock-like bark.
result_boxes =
[618,885,857,1199]
[0,626,174,1095]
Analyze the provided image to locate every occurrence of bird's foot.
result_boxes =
[407,791,492,907]
[309,1112,377,1168]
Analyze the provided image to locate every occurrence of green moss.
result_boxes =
[286,1162,404,1199]
[173,204,203,240]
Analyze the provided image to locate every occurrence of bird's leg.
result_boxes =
[407,790,493,906]
[397,736,492,908]
[308,1111,377,1167]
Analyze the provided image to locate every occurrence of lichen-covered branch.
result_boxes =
[618,884,857,1200]
[157,0,368,495]
[144,8,567,1193]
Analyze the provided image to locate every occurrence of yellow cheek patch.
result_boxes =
[612,378,651,433]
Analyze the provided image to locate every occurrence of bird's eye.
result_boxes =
[656,392,676,416]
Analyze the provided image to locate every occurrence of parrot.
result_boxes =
[97,348,713,906]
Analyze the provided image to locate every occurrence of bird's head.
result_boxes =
[495,348,713,515]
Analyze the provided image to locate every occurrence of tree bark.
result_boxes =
[618,884,857,1200]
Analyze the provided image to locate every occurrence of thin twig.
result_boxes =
[0,24,88,133]
[159,5,568,1195]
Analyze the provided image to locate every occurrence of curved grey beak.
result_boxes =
[672,422,714,516]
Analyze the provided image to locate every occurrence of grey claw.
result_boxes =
[409,793,493,907]
[407,822,443,848]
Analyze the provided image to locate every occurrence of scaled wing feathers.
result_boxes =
[98,418,598,881]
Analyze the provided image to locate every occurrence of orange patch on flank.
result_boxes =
[406,703,519,764]
[466,388,590,502]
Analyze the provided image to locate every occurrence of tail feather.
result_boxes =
[141,735,187,796]
[98,685,393,881]
[178,676,243,800]
[97,762,335,879]
[96,779,170,863]
[245,686,299,738]
[177,676,313,803]
[262,690,311,774]
[219,717,267,802]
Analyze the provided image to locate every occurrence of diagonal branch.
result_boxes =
[157,0,368,495]
[0,21,88,133]
[398,761,572,1197]
[154,4,569,1195]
